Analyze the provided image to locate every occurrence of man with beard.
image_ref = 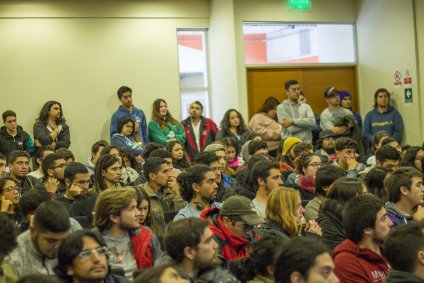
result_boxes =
[94,187,162,280]
[314,130,336,163]
[320,86,353,131]
[333,194,393,283]
[251,160,283,219]
[5,201,70,277]
[7,150,38,193]
[165,217,239,282]
[55,230,129,283]
[35,153,68,197]
[181,101,218,161]
[194,151,235,202]
[174,165,220,221]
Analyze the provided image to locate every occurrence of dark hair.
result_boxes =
[34,147,53,165]
[380,137,397,147]
[374,88,390,108]
[19,189,51,218]
[251,160,279,190]
[292,142,314,158]
[64,162,89,183]
[91,140,109,155]
[274,238,330,283]
[222,137,240,157]
[142,143,164,159]
[165,141,191,169]
[342,194,384,243]
[0,153,5,161]
[55,230,107,283]
[7,150,29,165]
[177,165,213,202]
[257,96,280,114]
[149,149,172,159]
[0,177,18,195]
[284,79,299,90]
[191,100,203,110]
[248,140,268,155]
[383,222,424,273]
[2,110,16,122]
[365,166,391,201]
[371,131,389,154]
[134,187,159,233]
[117,86,132,100]
[322,177,365,218]
[37,101,65,123]
[385,167,424,203]
[295,152,319,175]
[165,218,210,263]
[234,234,286,282]
[0,213,17,255]
[376,144,401,163]
[17,275,61,283]
[93,154,120,192]
[120,147,138,170]
[55,148,75,162]
[41,153,65,176]
[151,98,178,128]
[134,264,175,283]
[143,157,167,182]
[242,154,273,199]
[219,109,248,136]
[117,117,135,136]
[34,201,70,233]
[315,165,346,197]
[335,137,357,151]
[194,151,219,165]
[400,146,424,168]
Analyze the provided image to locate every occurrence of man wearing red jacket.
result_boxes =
[181,101,218,161]
[333,194,393,283]
[200,195,264,260]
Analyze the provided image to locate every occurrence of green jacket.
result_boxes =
[148,120,185,145]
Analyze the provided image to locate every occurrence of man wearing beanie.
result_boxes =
[320,86,353,131]
[279,137,301,174]
[277,80,316,143]
[339,90,362,128]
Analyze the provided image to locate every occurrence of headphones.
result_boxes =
[193,201,214,211]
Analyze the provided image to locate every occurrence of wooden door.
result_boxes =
[247,66,358,118]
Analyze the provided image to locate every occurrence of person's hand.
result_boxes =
[346,156,358,171]
[168,171,181,197]
[166,138,177,143]
[34,139,42,147]
[44,177,60,193]
[282,118,294,128]
[134,122,140,132]
[136,155,143,163]
[413,205,424,222]
[69,185,83,197]
[305,220,322,236]
[1,196,13,214]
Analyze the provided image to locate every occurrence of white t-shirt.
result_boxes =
[192,122,201,151]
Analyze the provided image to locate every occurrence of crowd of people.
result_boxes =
[0,81,422,283]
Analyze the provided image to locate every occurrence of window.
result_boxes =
[243,23,356,65]
[177,30,210,118]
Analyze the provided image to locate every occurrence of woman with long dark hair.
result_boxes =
[216,109,251,146]
[165,140,191,171]
[33,101,70,150]
[148,99,185,146]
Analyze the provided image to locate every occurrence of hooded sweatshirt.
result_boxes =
[384,270,424,283]
[276,99,316,143]
[385,202,413,228]
[333,239,390,283]
[363,106,404,143]
[0,126,34,158]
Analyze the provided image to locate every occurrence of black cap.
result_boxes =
[324,86,339,98]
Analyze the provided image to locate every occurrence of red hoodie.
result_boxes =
[200,207,258,261]
[333,239,390,283]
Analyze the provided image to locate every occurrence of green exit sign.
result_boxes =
[288,0,312,11]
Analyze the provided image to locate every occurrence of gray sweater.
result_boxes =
[277,100,315,143]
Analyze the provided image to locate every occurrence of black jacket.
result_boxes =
[0,126,34,158]
[316,199,346,250]
[35,177,67,198]
[257,218,322,241]
[384,270,424,283]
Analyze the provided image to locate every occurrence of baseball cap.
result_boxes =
[220,196,265,227]
[324,86,339,98]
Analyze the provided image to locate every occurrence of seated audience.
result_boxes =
[248,140,269,157]
[384,167,424,228]
[333,194,392,283]
[35,153,68,197]
[136,187,163,244]
[134,148,174,186]
[204,143,234,188]
[380,137,403,157]
[367,131,389,166]
[93,155,122,194]
[0,177,22,225]
[314,130,336,163]
[6,201,71,277]
[274,237,339,283]
[33,100,70,150]
[359,144,401,179]
[55,229,130,283]
[100,145,138,186]
[221,137,241,170]
[400,146,424,171]
[134,264,189,283]
[332,115,366,160]
[333,137,365,177]
[83,139,108,177]
[0,214,18,283]
[7,150,37,193]
[216,108,251,146]
[165,140,191,171]
[277,137,301,174]
[304,165,346,221]
[55,148,75,165]
[111,116,144,161]
[365,166,391,202]
[28,147,53,180]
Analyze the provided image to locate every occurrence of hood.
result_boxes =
[385,202,413,220]
[0,125,24,137]
[333,239,387,264]
[372,106,395,114]
[384,270,424,283]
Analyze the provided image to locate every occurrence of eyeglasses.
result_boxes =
[77,246,108,261]
[308,162,322,168]
[323,137,335,141]
[50,163,67,169]
[3,186,20,194]
[232,221,253,232]
[289,87,301,92]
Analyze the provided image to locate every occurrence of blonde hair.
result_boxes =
[266,187,301,237]
[93,187,136,230]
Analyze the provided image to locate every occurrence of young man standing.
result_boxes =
[0,110,34,159]
[333,137,365,177]
[7,150,38,192]
[110,86,148,145]
[181,101,218,161]
[384,167,424,228]
[333,194,393,282]
[277,80,316,143]
[320,86,353,131]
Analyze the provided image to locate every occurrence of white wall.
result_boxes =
[0,0,209,161]
[356,0,421,145]
[416,0,424,143]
